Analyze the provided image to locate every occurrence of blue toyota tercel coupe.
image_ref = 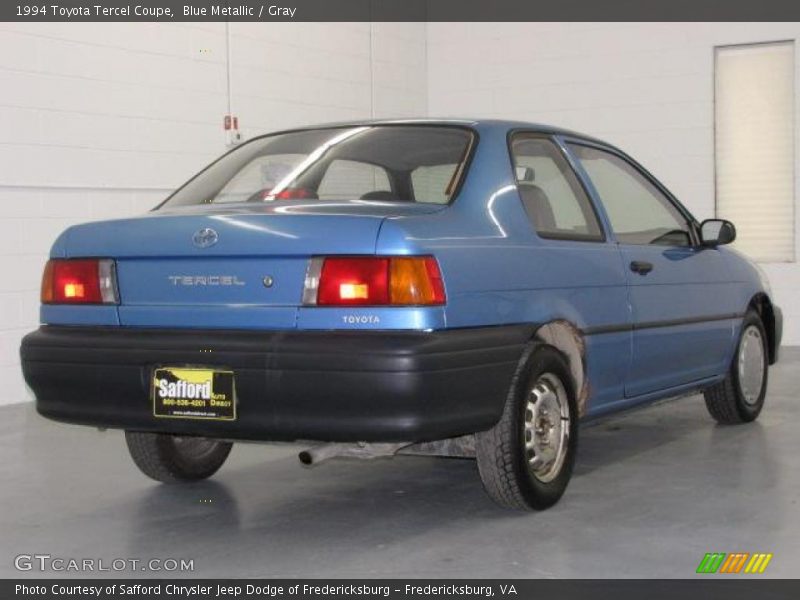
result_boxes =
[20,119,782,510]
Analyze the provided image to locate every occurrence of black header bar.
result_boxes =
[2,0,800,22]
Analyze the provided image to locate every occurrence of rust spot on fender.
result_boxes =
[536,320,590,417]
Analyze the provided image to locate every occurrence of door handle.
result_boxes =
[630,260,654,275]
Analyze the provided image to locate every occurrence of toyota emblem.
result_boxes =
[192,228,219,248]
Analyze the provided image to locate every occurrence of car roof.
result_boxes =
[267,118,605,144]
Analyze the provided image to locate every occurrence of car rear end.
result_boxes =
[20,123,528,444]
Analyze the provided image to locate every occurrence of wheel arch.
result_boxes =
[533,320,590,416]
[748,293,778,364]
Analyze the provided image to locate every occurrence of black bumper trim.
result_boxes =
[21,325,533,443]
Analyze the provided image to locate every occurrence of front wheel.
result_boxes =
[125,432,233,483]
[704,310,769,424]
[476,345,578,510]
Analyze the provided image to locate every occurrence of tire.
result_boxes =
[476,345,579,510]
[704,310,769,424]
[125,431,233,483]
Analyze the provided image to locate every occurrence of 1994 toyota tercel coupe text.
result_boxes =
[20,120,782,510]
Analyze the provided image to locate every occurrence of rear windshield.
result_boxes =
[161,125,475,208]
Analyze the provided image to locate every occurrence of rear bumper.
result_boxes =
[20,325,532,442]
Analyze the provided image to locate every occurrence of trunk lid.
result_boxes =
[60,201,444,329]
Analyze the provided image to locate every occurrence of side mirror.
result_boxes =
[700,219,736,247]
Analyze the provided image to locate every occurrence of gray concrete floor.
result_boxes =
[2,349,799,579]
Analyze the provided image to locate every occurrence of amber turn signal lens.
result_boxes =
[389,257,446,305]
[40,260,55,304]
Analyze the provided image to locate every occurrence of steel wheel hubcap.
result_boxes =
[173,436,218,460]
[738,325,765,405]
[523,373,570,483]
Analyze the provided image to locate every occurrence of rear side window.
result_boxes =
[510,135,604,241]
[411,164,459,204]
[162,125,474,207]
[568,144,692,247]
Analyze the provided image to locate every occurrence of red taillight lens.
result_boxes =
[308,256,445,306]
[41,259,118,304]
[259,188,318,200]
[317,258,390,306]
[274,187,316,200]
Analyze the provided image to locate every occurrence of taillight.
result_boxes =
[274,187,316,200]
[304,256,446,306]
[318,257,390,305]
[259,187,317,200]
[41,259,118,304]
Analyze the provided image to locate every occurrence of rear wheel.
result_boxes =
[704,310,768,424]
[476,345,578,510]
[125,432,232,483]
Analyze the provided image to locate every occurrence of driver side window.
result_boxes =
[569,144,691,247]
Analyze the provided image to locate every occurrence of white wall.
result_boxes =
[0,22,427,405]
[3,21,798,406]
[428,22,800,344]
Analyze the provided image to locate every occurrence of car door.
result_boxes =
[509,134,632,409]
[566,141,738,398]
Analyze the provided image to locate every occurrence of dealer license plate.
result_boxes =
[152,367,236,421]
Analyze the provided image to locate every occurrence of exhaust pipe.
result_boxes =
[299,442,409,466]
[298,435,477,466]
